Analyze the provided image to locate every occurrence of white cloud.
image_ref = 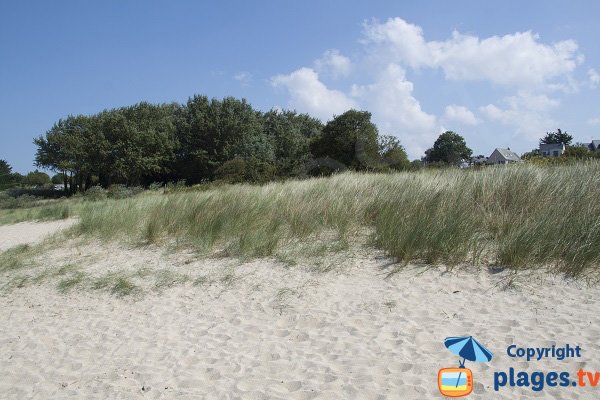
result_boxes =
[314,49,352,79]
[588,68,600,88]
[270,67,357,120]
[233,71,252,86]
[479,92,559,139]
[351,64,437,155]
[444,105,478,125]
[271,17,587,158]
[362,17,582,88]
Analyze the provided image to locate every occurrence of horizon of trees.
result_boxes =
[12,94,598,195]
[32,95,411,193]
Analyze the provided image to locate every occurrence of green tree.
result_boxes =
[35,103,178,190]
[564,143,596,159]
[311,110,380,172]
[540,129,573,146]
[51,173,67,184]
[24,170,51,186]
[0,159,12,183]
[104,102,178,186]
[262,110,322,176]
[34,114,99,192]
[176,96,271,183]
[424,131,473,166]
[378,135,410,171]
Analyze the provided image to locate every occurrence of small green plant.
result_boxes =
[193,275,209,286]
[154,269,189,290]
[83,186,107,201]
[57,272,85,293]
[92,273,139,297]
[112,276,138,297]
[0,244,31,272]
[383,300,397,311]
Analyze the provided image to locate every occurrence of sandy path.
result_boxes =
[0,219,78,251]
[0,244,598,399]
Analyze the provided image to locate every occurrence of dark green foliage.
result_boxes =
[0,160,11,181]
[23,170,51,186]
[564,143,599,159]
[175,96,271,183]
[262,110,323,176]
[0,160,21,190]
[35,103,178,192]
[83,186,107,201]
[424,131,473,166]
[311,110,381,172]
[378,135,410,171]
[34,95,410,188]
[51,173,67,184]
[540,128,573,145]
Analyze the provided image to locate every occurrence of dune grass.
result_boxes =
[73,162,600,277]
[0,201,74,225]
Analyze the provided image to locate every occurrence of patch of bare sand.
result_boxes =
[0,242,599,399]
[0,219,78,251]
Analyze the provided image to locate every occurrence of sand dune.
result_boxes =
[1,240,598,399]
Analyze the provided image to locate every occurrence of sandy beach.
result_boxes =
[0,219,77,252]
[0,222,598,399]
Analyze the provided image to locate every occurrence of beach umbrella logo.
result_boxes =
[438,336,493,397]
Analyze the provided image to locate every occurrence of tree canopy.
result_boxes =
[310,110,381,172]
[33,96,410,191]
[424,131,473,166]
[0,159,11,182]
[540,129,573,146]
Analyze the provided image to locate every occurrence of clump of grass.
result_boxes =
[92,273,139,297]
[1,274,30,291]
[0,200,75,225]
[57,272,85,293]
[0,244,32,272]
[193,275,210,286]
[220,271,238,287]
[75,161,600,277]
[383,300,397,311]
[154,269,189,290]
[112,276,138,297]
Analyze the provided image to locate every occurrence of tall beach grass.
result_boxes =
[76,161,600,276]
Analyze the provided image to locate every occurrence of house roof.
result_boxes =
[591,140,600,149]
[493,148,521,161]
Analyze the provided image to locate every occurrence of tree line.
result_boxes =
[32,95,410,192]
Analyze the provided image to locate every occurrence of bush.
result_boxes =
[148,182,165,191]
[0,193,41,209]
[83,186,107,201]
[106,184,144,199]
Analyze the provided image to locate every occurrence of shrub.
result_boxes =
[83,186,107,201]
[107,184,144,199]
[0,193,41,209]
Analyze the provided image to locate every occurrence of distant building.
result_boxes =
[470,155,488,166]
[487,148,522,165]
[587,140,600,152]
[539,143,565,157]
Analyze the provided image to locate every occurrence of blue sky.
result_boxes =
[2,1,600,173]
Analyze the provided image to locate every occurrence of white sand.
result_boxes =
[0,239,599,399]
[0,219,77,251]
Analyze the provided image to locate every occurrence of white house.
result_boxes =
[487,148,522,165]
[539,143,565,157]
